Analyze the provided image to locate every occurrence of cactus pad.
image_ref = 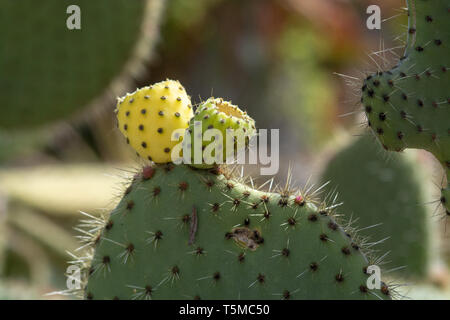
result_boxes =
[321,135,433,278]
[0,0,162,128]
[82,164,390,300]
[361,0,450,213]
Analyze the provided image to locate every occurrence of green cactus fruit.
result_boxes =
[82,164,390,300]
[0,0,163,128]
[360,0,450,214]
[321,135,435,279]
[186,98,256,169]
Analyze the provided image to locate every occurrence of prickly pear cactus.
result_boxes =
[116,80,193,163]
[321,135,433,278]
[78,77,392,299]
[361,0,450,214]
[0,0,163,128]
[187,98,256,168]
[82,164,390,300]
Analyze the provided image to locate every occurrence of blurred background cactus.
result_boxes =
[0,0,161,129]
[0,0,449,299]
[0,0,165,298]
[320,134,437,280]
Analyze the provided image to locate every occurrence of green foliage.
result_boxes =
[84,164,390,300]
[269,25,336,149]
[187,98,256,169]
[321,135,433,278]
[361,0,450,213]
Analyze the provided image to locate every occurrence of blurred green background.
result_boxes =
[0,0,449,299]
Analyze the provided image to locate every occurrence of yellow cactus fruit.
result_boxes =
[116,80,193,163]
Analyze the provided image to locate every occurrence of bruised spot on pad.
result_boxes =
[229,227,263,251]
